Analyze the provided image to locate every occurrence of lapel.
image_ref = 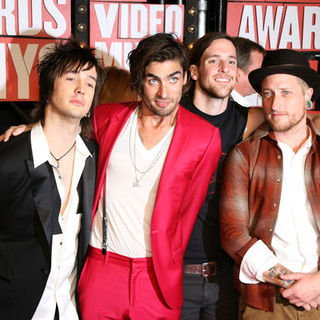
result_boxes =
[27,160,61,248]
[150,106,198,229]
[93,103,136,216]
[156,106,192,193]
[77,139,97,262]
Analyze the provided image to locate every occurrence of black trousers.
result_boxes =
[181,266,238,320]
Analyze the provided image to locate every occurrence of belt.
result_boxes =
[184,261,218,278]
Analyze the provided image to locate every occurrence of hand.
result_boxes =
[281,272,320,310]
[0,124,32,142]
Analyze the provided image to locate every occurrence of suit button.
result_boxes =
[276,178,280,183]
[273,202,277,207]
[277,155,282,160]
[268,227,273,232]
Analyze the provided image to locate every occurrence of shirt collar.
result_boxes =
[277,126,312,151]
[231,90,250,108]
[250,118,317,143]
[31,121,91,168]
[76,133,92,160]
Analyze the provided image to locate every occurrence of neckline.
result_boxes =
[132,107,175,153]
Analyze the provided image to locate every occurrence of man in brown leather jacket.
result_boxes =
[220,49,320,319]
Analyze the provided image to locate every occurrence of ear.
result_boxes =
[236,71,240,83]
[236,68,244,83]
[189,64,199,81]
[305,87,314,103]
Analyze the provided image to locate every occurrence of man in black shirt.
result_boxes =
[181,33,265,320]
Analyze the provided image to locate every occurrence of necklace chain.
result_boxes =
[50,141,76,168]
[129,107,174,187]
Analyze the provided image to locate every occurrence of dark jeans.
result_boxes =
[181,266,238,320]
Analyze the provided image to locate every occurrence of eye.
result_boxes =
[148,78,158,85]
[262,91,272,98]
[87,82,95,89]
[66,76,75,81]
[283,90,291,95]
[208,59,217,64]
[170,76,178,83]
[229,60,236,65]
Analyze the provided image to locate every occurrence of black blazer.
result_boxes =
[0,132,97,320]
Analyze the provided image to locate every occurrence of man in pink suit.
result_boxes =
[77,33,221,319]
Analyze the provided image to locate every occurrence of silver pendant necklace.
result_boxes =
[129,108,173,187]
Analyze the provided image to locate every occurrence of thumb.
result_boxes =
[280,273,304,281]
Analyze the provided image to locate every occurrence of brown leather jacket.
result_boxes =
[220,121,320,312]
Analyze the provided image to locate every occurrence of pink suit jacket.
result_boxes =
[92,102,221,309]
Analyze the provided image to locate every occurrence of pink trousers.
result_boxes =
[77,246,181,320]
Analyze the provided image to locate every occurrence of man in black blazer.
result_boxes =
[0,39,104,320]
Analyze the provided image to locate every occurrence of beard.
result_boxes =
[141,95,180,118]
[266,109,306,133]
[198,74,234,99]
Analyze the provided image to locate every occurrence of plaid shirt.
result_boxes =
[220,120,320,312]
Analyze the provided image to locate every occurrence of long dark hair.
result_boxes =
[34,38,104,137]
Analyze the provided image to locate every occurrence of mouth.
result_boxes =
[214,76,232,84]
[154,100,171,107]
[270,113,287,119]
[70,99,85,107]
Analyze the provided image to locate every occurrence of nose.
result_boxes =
[76,82,85,95]
[157,83,167,98]
[218,60,229,72]
[270,94,280,111]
